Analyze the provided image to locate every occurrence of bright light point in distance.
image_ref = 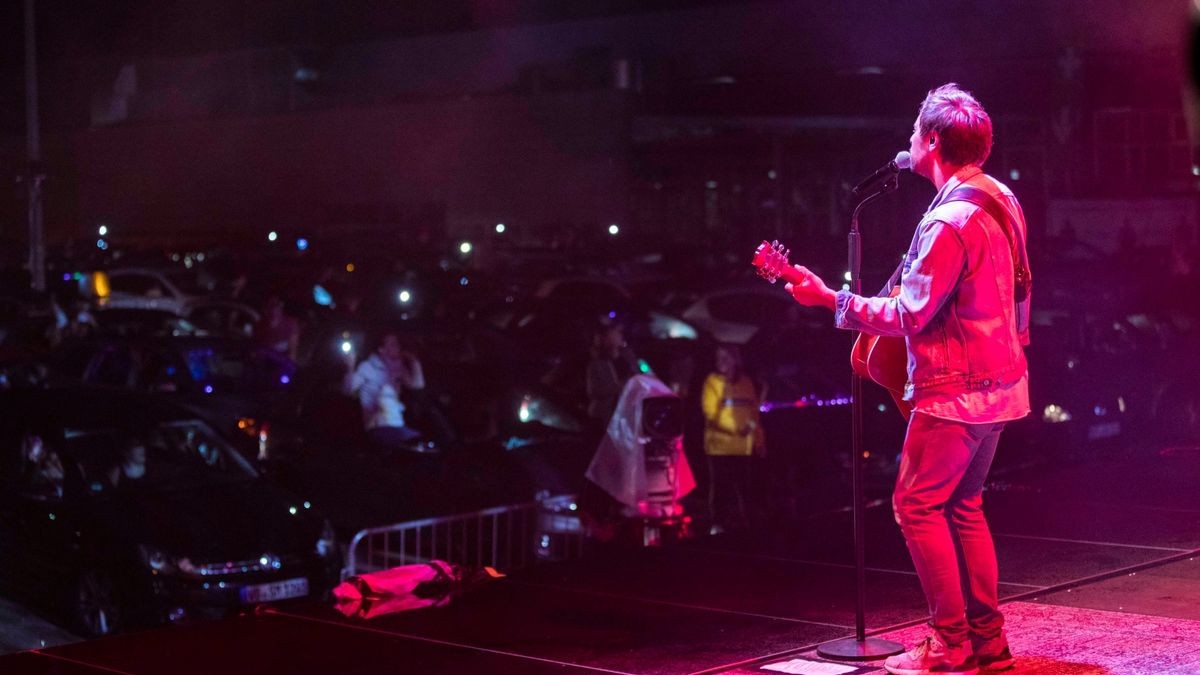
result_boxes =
[267,231,278,242]
[98,225,108,236]
[345,263,355,272]
[398,290,411,304]
[459,241,473,254]
[843,271,852,281]
[495,223,506,233]
[296,238,309,251]
[340,340,352,353]
[1009,169,1020,181]
[608,224,620,236]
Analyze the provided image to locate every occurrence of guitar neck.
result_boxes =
[751,240,808,286]
[773,266,806,286]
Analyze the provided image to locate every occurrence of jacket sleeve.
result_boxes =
[701,376,739,434]
[834,219,966,337]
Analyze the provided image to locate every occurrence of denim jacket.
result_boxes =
[835,167,1030,400]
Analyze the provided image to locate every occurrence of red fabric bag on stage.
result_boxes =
[333,561,504,619]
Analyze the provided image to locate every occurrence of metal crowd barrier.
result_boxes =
[344,493,584,578]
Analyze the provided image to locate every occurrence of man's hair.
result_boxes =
[917,83,993,167]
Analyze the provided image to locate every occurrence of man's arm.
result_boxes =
[399,354,425,390]
[342,359,363,396]
[787,219,967,337]
[701,376,742,435]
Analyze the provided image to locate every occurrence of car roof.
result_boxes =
[0,388,196,434]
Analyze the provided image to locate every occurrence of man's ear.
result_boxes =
[927,133,937,149]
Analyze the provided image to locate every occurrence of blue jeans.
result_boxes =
[893,412,1006,646]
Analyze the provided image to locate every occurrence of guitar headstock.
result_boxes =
[751,240,791,284]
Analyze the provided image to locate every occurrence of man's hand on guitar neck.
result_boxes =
[784,265,837,311]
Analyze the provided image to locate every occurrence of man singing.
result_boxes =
[785,83,1030,675]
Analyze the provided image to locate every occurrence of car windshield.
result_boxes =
[165,271,213,296]
[184,344,296,392]
[66,421,257,495]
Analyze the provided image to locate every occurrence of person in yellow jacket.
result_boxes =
[702,344,766,533]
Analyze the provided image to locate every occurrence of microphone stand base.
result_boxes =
[816,636,905,661]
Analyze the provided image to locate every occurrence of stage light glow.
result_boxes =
[459,241,473,254]
[296,238,309,251]
[346,263,355,272]
[608,224,620,236]
[495,223,506,233]
[98,225,108,236]
[1010,169,1021,181]
[398,290,412,304]
[268,231,278,242]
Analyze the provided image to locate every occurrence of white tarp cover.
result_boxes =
[585,374,695,507]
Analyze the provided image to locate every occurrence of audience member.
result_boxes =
[701,344,765,533]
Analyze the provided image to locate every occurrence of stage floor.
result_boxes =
[6,447,1199,674]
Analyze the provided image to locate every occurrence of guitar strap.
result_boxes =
[944,184,1032,302]
[882,181,1032,303]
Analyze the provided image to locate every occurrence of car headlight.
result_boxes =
[138,544,191,575]
[1043,404,1072,424]
[515,393,582,433]
[316,519,337,558]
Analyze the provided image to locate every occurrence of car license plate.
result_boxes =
[1087,421,1121,440]
[240,577,309,604]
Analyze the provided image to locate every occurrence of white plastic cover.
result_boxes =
[585,374,695,508]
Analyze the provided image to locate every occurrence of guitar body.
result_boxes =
[851,332,913,421]
[752,240,913,421]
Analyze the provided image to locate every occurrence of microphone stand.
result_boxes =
[817,175,905,661]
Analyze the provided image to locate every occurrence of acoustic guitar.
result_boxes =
[751,240,913,421]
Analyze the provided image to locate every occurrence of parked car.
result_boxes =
[1005,306,1127,458]
[680,284,799,344]
[1014,303,1199,454]
[0,389,340,637]
[98,268,194,315]
[47,335,304,461]
[184,300,260,338]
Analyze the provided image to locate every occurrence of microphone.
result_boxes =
[852,151,911,196]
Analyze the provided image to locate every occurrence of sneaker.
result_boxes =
[973,634,1015,672]
[884,634,979,675]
